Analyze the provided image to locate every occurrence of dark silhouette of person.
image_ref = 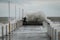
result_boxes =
[23,17,26,25]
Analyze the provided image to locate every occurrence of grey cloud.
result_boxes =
[0,0,31,4]
[0,0,60,4]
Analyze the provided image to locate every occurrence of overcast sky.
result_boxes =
[0,0,60,18]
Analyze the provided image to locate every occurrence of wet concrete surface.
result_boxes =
[0,26,50,40]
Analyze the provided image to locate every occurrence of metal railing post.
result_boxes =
[2,26,4,40]
[9,22,11,40]
[6,25,8,40]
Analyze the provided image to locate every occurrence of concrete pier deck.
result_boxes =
[0,26,50,40]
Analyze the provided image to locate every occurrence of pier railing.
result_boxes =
[45,19,60,40]
[0,19,22,40]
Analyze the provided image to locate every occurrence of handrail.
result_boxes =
[0,19,22,38]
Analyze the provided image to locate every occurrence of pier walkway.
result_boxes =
[3,26,50,40]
